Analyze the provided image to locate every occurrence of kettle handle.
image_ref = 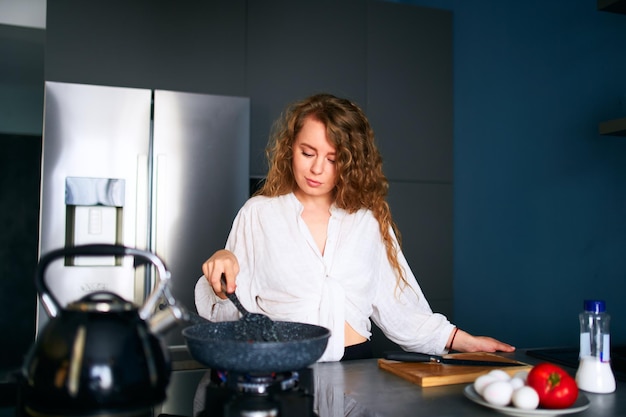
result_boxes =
[36,244,171,319]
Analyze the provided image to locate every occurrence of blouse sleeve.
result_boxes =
[194,276,238,320]
[370,233,455,355]
[193,201,257,321]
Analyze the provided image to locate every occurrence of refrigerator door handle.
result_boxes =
[154,154,168,262]
[135,154,150,302]
[136,154,150,251]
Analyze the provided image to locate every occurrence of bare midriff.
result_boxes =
[344,321,367,346]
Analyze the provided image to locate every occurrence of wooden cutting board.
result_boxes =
[378,352,532,387]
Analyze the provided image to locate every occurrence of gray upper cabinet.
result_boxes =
[45,0,247,96]
[366,2,453,183]
[246,0,368,176]
[45,0,452,180]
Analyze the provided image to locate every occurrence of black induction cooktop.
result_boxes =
[526,345,626,382]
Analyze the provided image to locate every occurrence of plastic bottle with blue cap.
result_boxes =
[575,299,616,393]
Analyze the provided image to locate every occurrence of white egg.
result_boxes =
[511,386,539,410]
[488,369,511,381]
[482,380,514,406]
[513,370,529,382]
[474,374,499,396]
[509,376,525,390]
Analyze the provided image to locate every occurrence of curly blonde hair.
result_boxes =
[257,93,408,288]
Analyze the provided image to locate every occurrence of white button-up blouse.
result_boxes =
[194,192,454,362]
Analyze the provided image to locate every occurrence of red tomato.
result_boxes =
[526,363,579,409]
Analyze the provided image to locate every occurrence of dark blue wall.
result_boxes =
[394,0,626,348]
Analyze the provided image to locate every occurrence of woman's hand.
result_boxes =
[448,328,515,353]
[201,249,240,299]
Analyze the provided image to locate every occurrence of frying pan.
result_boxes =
[182,314,331,373]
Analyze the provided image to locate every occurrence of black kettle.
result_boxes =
[21,244,184,417]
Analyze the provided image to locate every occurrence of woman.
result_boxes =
[195,93,514,361]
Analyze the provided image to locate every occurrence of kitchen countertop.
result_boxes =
[156,348,626,417]
[3,348,622,417]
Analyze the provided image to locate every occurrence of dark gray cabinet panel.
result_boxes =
[366,2,453,183]
[45,0,247,96]
[246,0,367,176]
[372,180,453,356]
[387,182,453,317]
[366,2,453,326]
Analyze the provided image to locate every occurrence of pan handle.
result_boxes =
[184,309,213,325]
[36,244,170,318]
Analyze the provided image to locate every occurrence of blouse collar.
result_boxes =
[286,192,346,219]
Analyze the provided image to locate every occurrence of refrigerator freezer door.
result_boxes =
[152,90,250,344]
[38,82,152,325]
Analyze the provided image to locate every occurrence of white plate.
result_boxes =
[463,385,590,417]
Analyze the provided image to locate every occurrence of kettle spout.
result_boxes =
[144,285,190,335]
[148,303,190,335]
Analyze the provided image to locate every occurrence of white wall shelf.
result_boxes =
[598,0,626,14]
[597,1,625,136]
[599,117,626,136]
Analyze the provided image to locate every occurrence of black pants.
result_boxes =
[341,340,373,361]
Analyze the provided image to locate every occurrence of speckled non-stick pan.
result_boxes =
[182,319,331,373]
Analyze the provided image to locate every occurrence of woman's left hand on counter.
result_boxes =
[451,329,516,353]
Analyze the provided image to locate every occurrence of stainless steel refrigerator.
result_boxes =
[37,81,250,344]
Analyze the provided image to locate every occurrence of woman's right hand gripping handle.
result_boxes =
[202,249,240,300]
